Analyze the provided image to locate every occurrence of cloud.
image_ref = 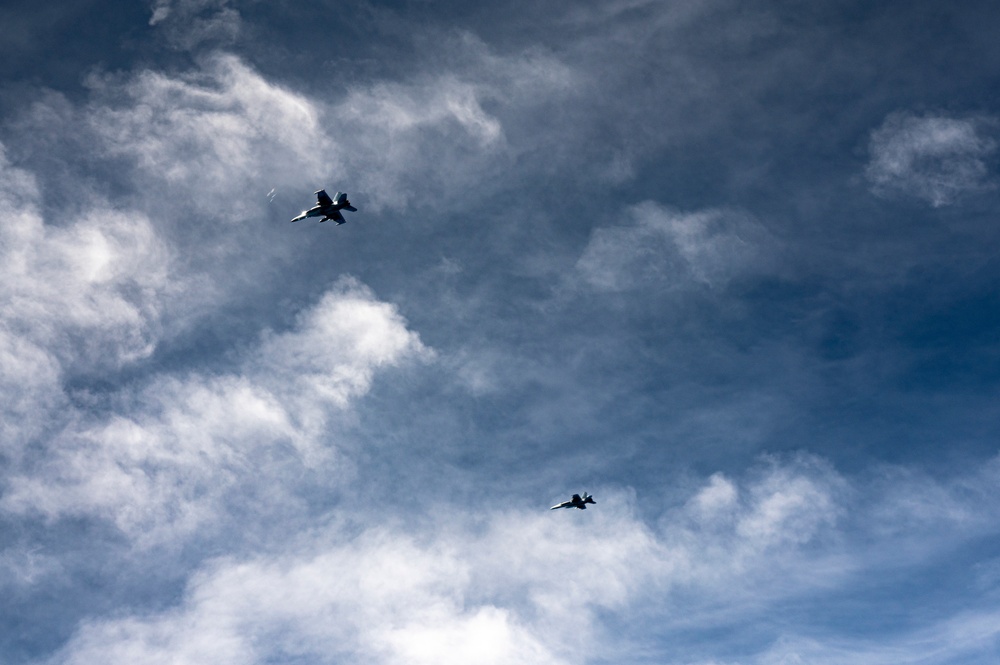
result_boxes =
[13,39,579,251]
[755,608,1000,665]
[1,279,430,544]
[0,144,171,451]
[576,202,776,292]
[325,73,508,213]
[865,111,998,206]
[47,528,568,665]
[148,0,242,51]
[86,53,331,216]
[5,7,1000,663]
[5,54,344,333]
[38,457,848,665]
[31,450,1000,664]
[339,77,502,147]
[327,34,578,211]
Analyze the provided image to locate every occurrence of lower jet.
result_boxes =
[550,492,596,510]
[291,190,357,224]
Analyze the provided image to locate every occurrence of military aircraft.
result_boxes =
[291,190,357,224]
[550,492,596,510]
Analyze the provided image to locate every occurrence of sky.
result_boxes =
[2,0,1000,663]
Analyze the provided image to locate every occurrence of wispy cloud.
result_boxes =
[4,3,1000,663]
[1,278,430,545]
[148,0,242,50]
[326,33,578,210]
[753,607,1000,665]
[866,111,998,207]
[576,202,777,292]
[0,144,171,453]
[85,54,332,215]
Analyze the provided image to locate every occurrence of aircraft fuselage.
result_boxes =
[290,190,356,224]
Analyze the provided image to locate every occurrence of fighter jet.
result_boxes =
[550,492,596,510]
[290,190,357,224]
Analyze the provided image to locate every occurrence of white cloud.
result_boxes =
[39,460,847,665]
[0,144,172,451]
[36,452,1000,664]
[49,527,569,665]
[0,152,168,367]
[866,111,998,206]
[577,202,775,291]
[21,55,345,333]
[20,42,578,236]
[1,279,429,544]
[256,278,432,408]
[86,54,331,217]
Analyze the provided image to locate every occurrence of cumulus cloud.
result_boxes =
[866,111,998,206]
[41,451,1000,665]
[0,151,169,367]
[25,449,1000,664]
[31,457,839,665]
[256,281,433,408]
[1,279,430,544]
[576,202,775,292]
[48,528,567,665]
[0,144,172,451]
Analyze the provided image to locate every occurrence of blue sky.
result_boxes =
[2,0,1000,663]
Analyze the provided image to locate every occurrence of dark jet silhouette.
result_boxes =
[291,190,357,224]
[550,492,596,510]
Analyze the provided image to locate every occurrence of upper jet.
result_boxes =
[550,492,596,510]
[291,190,357,224]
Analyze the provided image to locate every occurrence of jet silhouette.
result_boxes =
[550,492,596,510]
[291,190,357,224]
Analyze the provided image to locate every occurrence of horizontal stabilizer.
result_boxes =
[344,205,358,212]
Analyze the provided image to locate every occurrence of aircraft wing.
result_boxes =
[319,210,346,224]
[315,189,334,207]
